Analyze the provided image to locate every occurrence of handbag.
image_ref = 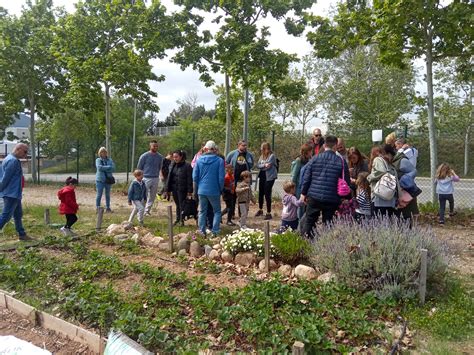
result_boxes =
[100,159,115,185]
[337,156,351,197]
[373,158,397,200]
[181,197,198,220]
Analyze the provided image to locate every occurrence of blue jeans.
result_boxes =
[96,181,111,209]
[198,194,221,234]
[0,197,26,237]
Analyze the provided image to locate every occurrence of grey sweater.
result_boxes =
[137,151,163,178]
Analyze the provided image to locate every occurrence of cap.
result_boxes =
[204,140,217,150]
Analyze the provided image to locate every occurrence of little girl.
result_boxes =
[355,172,372,220]
[235,170,255,229]
[128,169,147,226]
[436,163,460,225]
[281,181,304,231]
[223,164,236,226]
[58,177,79,236]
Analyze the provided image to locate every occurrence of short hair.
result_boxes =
[133,169,144,177]
[240,170,251,181]
[382,144,397,157]
[283,180,296,193]
[150,140,158,144]
[238,140,247,145]
[98,147,107,156]
[65,176,78,185]
[225,163,233,171]
[325,135,338,148]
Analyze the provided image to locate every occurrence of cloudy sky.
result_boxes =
[0,0,333,126]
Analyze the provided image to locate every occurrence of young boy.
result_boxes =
[128,169,147,226]
[281,180,304,231]
[222,164,236,226]
[58,177,79,236]
[235,171,255,229]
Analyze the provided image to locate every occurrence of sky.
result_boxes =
[0,0,334,127]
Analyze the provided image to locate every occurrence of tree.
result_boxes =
[307,0,472,201]
[0,0,64,182]
[54,0,178,156]
[172,0,313,154]
[161,92,215,126]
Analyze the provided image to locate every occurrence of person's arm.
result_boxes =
[452,173,460,182]
[163,163,173,192]
[300,161,313,197]
[342,159,351,186]
[290,160,299,183]
[0,159,15,191]
[127,182,134,203]
[291,195,304,207]
[399,158,416,178]
[256,158,266,169]
[367,157,386,183]
[218,159,225,193]
[247,152,254,170]
[137,153,145,170]
[192,161,200,186]
[186,164,193,194]
[64,190,78,211]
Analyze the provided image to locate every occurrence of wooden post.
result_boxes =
[419,248,428,305]
[44,209,50,225]
[292,341,305,355]
[96,207,104,233]
[264,221,270,273]
[167,205,174,252]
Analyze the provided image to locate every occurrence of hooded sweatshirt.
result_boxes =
[281,193,304,221]
[436,175,459,194]
[193,153,225,196]
[58,185,79,215]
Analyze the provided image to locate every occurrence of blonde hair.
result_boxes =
[133,169,143,178]
[259,142,272,160]
[385,132,397,146]
[98,147,108,157]
[283,180,296,194]
[436,163,452,180]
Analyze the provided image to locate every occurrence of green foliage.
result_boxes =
[312,218,449,300]
[271,229,311,265]
[220,229,275,257]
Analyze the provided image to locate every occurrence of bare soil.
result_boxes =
[0,308,91,354]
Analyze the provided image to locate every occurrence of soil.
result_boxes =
[0,308,91,354]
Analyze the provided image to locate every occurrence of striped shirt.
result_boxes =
[356,189,372,215]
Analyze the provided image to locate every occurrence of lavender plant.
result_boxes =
[312,217,449,300]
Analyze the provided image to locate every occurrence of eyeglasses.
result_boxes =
[314,134,321,137]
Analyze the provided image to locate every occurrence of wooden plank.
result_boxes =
[5,295,36,323]
[168,205,174,252]
[419,248,428,305]
[96,207,104,232]
[44,208,50,225]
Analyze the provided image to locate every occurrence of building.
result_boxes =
[5,113,30,141]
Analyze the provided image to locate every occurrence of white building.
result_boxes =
[5,113,30,141]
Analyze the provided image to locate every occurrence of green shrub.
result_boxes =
[220,229,275,257]
[312,218,448,300]
[271,229,312,264]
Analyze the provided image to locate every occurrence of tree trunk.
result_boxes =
[425,48,438,203]
[243,87,249,143]
[224,73,232,156]
[29,94,37,183]
[104,83,112,157]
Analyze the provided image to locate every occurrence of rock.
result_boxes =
[204,245,213,257]
[317,272,336,283]
[114,234,129,243]
[131,233,140,243]
[190,241,204,258]
[221,251,234,263]
[258,259,278,272]
[177,236,191,252]
[106,224,126,236]
[294,265,318,280]
[140,234,164,247]
[234,252,257,267]
[158,242,169,251]
[178,249,188,256]
[209,237,221,244]
[278,264,293,277]
[208,249,220,261]
[121,221,134,231]
[212,244,222,250]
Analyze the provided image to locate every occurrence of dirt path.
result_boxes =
[0,308,91,354]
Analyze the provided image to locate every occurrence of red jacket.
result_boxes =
[58,185,79,215]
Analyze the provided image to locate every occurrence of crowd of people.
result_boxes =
[0,131,461,240]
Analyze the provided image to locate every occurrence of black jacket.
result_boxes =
[301,150,350,205]
[164,161,193,194]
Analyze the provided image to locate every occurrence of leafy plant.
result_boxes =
[220,229,275,257]
[271,229,311,264]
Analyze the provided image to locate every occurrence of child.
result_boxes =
[281,181,304,231]
[58,177,79,236]
[128,169,147,226]
[235,170,256,229]
[355,172,372,220]
[435,163,460,225]
[222,164,236,226]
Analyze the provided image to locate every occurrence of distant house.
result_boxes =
[5,113,30,141]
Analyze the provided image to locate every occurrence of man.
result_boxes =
[300,135,350,239]
[137,140,163,215]
[0,143,30,241]
[193,140,225,236]
[336,137,348,162]
[225,140,254,219]
[307,128,325,156]
[395,138,418,168]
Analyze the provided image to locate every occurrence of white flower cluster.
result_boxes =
[220,229,276,257]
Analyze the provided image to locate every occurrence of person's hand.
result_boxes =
[187,193,193,199]
[128,201,132,206]
[350,178,356,184]
[264,163,270,168]
[299,194,306,204]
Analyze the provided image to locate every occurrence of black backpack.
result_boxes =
[181,198,198,220]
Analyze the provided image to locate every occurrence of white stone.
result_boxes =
[234,252,257,267]
[106,224,126,236]
[212,244,222,250]
[258,259,278,271]
[121,221,134,231]
[208,249,220,261]
[140,234,164,247]
[221,251,234,263]
[317,272,336,283]
[294,265,318,280]
[113,234,129,243]
[278,264,293,277]
[131,233,140,243]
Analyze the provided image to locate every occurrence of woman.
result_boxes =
[368,146,383,172]
[255,142,277,220]
[290,144,312,218]
[95,147,115,212]
[348,148,369,184]
[392,148,419,224]
[367,144,401,217]
[164,150,193,226]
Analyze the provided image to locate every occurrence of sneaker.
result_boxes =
[255,210,263,217]
[449,211,457,217]
[60,227,70,236]
[173,220,181,226]
[105,208,113,213]
[145,211,151,216]
[226,221,236,226]
[439,220,445,225]
[19,235,35,242]
[240,225,248,230]
[139,222,144,227]
[264,213,272,220]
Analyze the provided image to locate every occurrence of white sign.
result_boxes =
[372,130,383,142]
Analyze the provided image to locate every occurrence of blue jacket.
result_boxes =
[0,154,23,199]
[193,153,225,196]
[128,179,147,202]
[257,153,278,181]
[95,158,115,183]
[301,150,350,205]
[226,149,254,171]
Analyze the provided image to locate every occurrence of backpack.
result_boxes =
[181,198,198,220]
[373,158,398,201]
